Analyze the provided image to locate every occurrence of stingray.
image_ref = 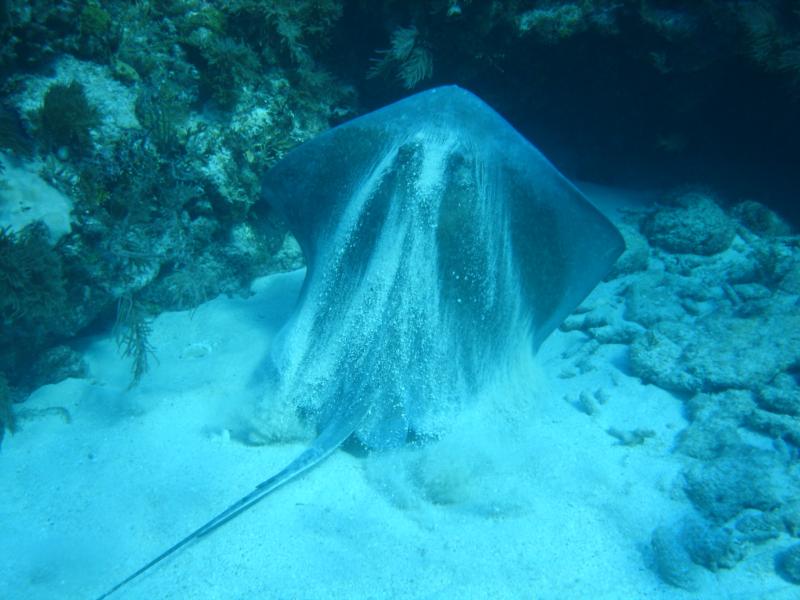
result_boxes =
[95,85,623,599]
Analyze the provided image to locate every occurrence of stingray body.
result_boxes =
[95,86,623,599]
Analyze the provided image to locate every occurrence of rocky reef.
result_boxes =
[0,1,354,402]
[561,189,800,588]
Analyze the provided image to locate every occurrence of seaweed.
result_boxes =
[517,3,589,42]
[0,371,15,447]
[77,1,118,60]
[134,85,187,157]
[0,0,82,73]
[732,0,800,88]
[103,131,168,222]
[79,2,111,38]
[114,294,156,388]
[224,0,343,67]
[36,80,99,155]
[0,102,32,157]
[160,264,218,312]
[0,223,67,328]
[0,223,73,391]
[181,32,260,109]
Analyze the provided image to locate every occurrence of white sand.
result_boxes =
[0,153,73,242]
[1,201,796,600]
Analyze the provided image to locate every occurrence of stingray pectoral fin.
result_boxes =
[93,409,365,600]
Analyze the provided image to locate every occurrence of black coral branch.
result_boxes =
[368,26,433,89]
[114,294,157,388]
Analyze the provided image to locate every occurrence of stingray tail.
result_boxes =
[92,411,364,600]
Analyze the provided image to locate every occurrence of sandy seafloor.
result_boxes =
[0,186,797,600]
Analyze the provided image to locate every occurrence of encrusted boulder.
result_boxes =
[683,447,786,523]
[732,200,792,238]
[629,308,800,394]
[642,191,735,255]
[607,222,649,278]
